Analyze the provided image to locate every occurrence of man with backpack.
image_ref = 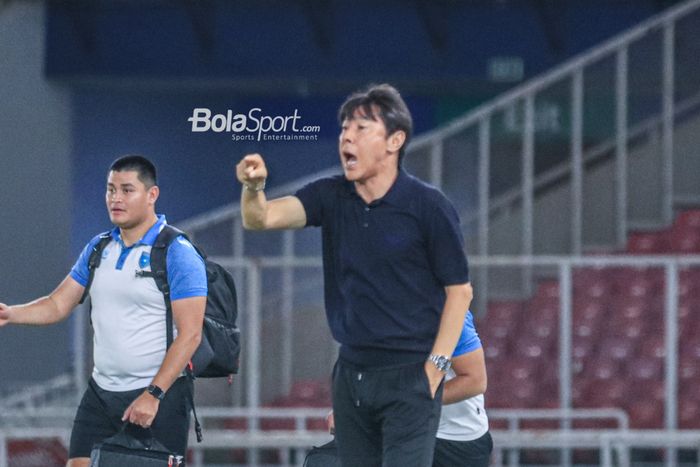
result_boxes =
[0,155,207,467]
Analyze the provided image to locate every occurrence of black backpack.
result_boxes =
[79,224,241,441]
[303,440,340,467]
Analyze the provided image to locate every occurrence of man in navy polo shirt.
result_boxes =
[0,155,207,467]
[236,83,473,467]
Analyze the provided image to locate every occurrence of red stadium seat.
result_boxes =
[574,298,607,323]
[511,379,539,407]
[613,269,661,299]
[482,335,509,361]
[288,380,331,406]
[572,335,596,360]
[627,357,663,381]
[675,210,700,231]
[678,297,700,336]
[679,356,700,384]
[574,268,613,300]
[626,232,669,254]
[627,232,668,255]
[581,379,626,408]
[637,335,667,361]
[523,318,558,342]
[609,296,663,329]
[679,398,700,429]
[513,334,551,360]
[597,337,636,362]
[487,301,524,323]
[627,402,663,429]
[483,301,523,339]
[669,229,700,253]
[526,295,559,323]
[681,336,700,360]
[587,358,620,382]
[573,322,596,341]
[679,268,700,300]
[535,280,560,300]
[605,312,648,341]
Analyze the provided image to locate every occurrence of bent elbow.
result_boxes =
[191,330,203,349]
[452,282,473,304]
[464,283,474,302]
[182,328,202,352]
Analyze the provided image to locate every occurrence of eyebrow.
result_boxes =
[344,114,375,123]
[107,182,137,188]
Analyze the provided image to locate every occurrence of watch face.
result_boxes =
[148,385,165,400]
[430,354,451,371]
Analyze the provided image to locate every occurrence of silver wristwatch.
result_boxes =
[427,354,452,373]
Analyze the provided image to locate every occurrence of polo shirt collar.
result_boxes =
[110,214,167,247]
[381,168,413,207]
[344,167,413,207]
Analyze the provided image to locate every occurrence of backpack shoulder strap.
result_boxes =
[146,224,205,442]
[142,224,187,349]
[78,232,113,305]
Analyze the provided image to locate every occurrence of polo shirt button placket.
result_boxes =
[363,206,370,228]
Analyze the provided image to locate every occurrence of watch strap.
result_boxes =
[146,384,166,401]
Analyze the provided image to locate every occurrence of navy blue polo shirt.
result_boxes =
[295,168,470,367]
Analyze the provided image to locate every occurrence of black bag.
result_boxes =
[303,439,341,467]
[89,425,184,467]
[146,225,241,378]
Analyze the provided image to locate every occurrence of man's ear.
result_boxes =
[148,185,160,205]
[387,130,406,154]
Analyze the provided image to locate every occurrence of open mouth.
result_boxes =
[343,151,358,169]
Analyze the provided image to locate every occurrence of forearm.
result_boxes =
[442,375,487,405]
[8,296,68,325]
[431,283,473,356]
[241,187,269,230]
[150,330,201,392]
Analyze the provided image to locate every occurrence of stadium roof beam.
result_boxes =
[415,0,449,52]
[530,0,566,57]
[182,0,215,56]
[299,0,333,52]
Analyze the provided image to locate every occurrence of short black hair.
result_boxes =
[338,83,413,162]
[109,155,157,188]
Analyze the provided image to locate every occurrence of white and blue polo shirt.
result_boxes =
[437,311,490,441]
[70,215,207,391]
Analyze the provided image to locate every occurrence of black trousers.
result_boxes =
[432,432,493,467]
[332,358,443,467]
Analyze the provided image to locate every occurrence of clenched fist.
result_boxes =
[237,154,268,191]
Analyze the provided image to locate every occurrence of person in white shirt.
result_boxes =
[433,311,492,467]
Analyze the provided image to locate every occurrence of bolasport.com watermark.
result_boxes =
[187,107,321,142]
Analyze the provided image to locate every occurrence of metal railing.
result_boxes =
[3,408,700,467]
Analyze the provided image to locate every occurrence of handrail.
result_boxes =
[460,89,700,229]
